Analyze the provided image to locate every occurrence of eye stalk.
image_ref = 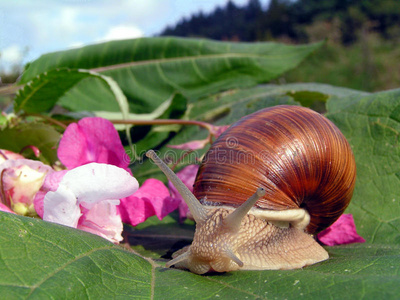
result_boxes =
[224,187,266,232]
[146,150,207,223]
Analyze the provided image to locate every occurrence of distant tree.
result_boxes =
[263,0,296,39]
[245,0,265,40]
[359,0,400,38]
[159,0,400,44]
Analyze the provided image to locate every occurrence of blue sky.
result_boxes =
[0,0,270,74]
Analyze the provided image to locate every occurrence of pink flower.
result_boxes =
[43,163,138,243]
[58,117,129,170]
[0,158,53,216]
[168,164,199,219]
[54,117,179,228]
[317,214,366,246]
[119,179,181,226]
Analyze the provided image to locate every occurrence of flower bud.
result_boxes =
[1,159,53,216]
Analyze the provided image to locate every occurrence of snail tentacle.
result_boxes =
[224,187,266,232]
[224,249,244,267]
[165,250,190,268]
[146,150,207,223]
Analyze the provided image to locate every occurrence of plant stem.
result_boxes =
[24,113,68,129]
[110,119,213,131]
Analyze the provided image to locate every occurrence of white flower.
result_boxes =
[43,163,138,243]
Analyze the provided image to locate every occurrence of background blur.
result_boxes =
[1,0,399,92]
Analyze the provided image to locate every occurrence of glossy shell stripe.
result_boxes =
[193,105,356,233]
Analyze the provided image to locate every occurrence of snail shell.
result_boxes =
[194,105,356,234]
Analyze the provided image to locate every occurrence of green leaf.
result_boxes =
[1,212,399,299]
[0,212,152,299]
[14,69,129,116]
[326,88,400,244]
[14,68,134,153]
[0,122,60,164]
[19,37,323,113]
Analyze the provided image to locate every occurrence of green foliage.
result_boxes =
[14,69,129,114]
[327,88,400,244]
[1,36,399,298]
[19,37,322,114]
[281,37,400,92]
[0,122,60,164]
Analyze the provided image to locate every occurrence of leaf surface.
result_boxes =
[14,69,129,116]
[0,122,60,164]
[19,38,323,113]
[326,88,400,244]
[0,212,399,299]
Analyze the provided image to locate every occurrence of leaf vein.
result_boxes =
[26,245,114,298]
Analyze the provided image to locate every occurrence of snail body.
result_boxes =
[147,105,356,274]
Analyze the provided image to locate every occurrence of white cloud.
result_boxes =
[0,44,25,73]
[1,45,23,64]
[99,25,144,42]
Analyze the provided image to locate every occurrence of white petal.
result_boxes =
[43,185,81,227]
[60,163,139,204]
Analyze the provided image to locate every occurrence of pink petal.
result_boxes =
[0,149,24,163]
[168,164,199,220]
[0,202,16,214]
[119,178,180,226]
[168,139,210,150]
[317,214,366,246]
[78,201,123,243]
[0,159,53,176]
[58,117,130,170]
[209,125,230,137]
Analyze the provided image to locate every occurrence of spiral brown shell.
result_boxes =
[193,105,356,234]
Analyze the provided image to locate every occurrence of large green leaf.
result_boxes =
[326,89,400,244]
[19,38,323,113]
[1,212,399,299]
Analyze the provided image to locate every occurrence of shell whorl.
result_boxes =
[193,105,356,233]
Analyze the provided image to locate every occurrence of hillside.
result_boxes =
[160,0,400,92]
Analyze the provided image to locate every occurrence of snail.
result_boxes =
[146,105,356,274]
